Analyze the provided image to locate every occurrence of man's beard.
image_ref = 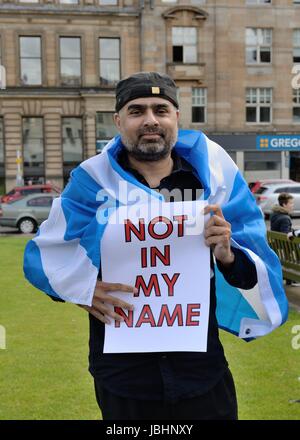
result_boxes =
[121,127,177,162]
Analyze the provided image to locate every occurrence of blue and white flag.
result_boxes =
[23,129,288,340]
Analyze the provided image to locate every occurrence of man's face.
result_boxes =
[284,199,294,213]
[114,97,179,161]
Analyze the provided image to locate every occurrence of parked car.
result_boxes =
[248,179,295,194]
[0,193,58,233]
[254,183,300,217]
[0,183,61,204]
[96,139,109,154]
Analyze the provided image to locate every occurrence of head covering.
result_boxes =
[115,71,179,112]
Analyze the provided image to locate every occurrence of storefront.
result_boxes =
[209,134,292,183]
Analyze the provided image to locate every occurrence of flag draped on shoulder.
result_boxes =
[23,129,288,340]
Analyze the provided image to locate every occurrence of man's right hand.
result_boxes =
[79,281,137,324]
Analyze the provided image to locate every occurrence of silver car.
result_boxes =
[0,193,58,233]
[255,183,300,217]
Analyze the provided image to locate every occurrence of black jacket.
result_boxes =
[270,205,293,234]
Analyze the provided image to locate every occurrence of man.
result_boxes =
[24,72,288,420]
[270,192,298,237]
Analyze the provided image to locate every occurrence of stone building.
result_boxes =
[0,0,300,192]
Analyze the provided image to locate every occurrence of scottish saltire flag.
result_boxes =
[23,129,288,340]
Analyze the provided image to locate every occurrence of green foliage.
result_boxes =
[0,236,299,420]
[0,180,5,196]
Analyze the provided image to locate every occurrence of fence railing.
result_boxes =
[267,230,300,283]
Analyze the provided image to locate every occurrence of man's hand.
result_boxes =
[204,204,234,268]
[79,281,136,324]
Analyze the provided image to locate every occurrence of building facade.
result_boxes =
[0,0,300,192]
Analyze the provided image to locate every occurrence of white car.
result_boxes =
[254,183,300,217]
[0,193,58,233]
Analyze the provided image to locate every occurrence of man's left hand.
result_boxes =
[204,204,234,268]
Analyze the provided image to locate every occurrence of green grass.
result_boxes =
[220,316,300,420]
[0,236,299,420]
[0,236,100,420]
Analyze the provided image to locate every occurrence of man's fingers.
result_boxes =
[93,294,134,311]
[96,303,126,323]
[79,304,111,324]
[97,281,138,294]
[204,204,225,219]
[205,215,229,228]
[205,235,230,246]
[82,302,125,325]
[204,226,231,239]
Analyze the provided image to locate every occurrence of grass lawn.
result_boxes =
[0,235,299,420]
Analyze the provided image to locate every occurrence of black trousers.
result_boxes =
[94,368,238,420]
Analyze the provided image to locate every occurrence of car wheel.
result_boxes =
[18,218,37,234]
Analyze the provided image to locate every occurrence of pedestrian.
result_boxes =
[270,192,299,238]
[24,71,288,420]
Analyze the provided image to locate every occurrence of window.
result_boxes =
[59,0,79,3]
[293,30,300,63]
[227,151,237,163]
[20,188,40,195]
[293,89,300,122]
[274,187,289,193]
[0,37,3,91]
[246,0,271,4]
[0,118,4,194]
[27,196,53,207]
[192,88,207,123]
[0,118,3,165]
[172,27,197,63]
[96,112,118,140]
[60,37,81,86]
[99,0,117,4]
[62,118,83,185]
[246,28,272,64]
[246,88,272,123]
[287,186,300,194]
[20,37,42,85]
[62,118,83,164]
[244,151,280,171]
[99,38,120,86]
[256,186,268,194]
[96,112,118,153]
[23,118,44,182]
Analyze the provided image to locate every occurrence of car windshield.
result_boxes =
[20,188,42,195]
[6,190,15,196]
[6,198,22,204]
[255,186,268,194]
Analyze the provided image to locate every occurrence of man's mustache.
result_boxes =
[138,127,165,138]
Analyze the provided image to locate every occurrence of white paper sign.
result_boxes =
[101,200,210,353]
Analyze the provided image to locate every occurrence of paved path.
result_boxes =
[285,285,300,312]
[0,226,20,235]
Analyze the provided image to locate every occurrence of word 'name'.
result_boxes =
[114,303,201,328]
